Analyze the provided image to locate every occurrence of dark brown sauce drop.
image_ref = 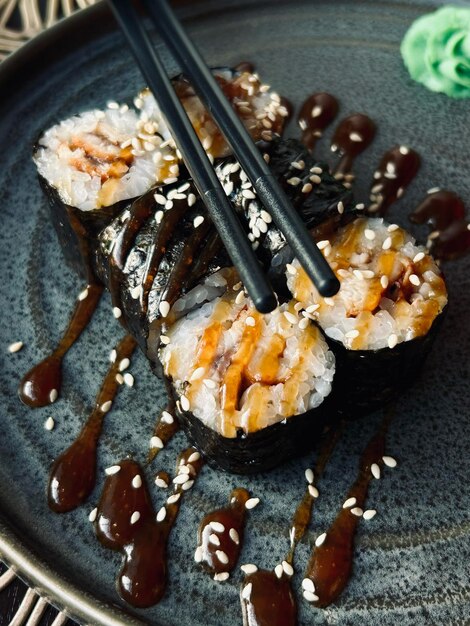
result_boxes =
[19,283,103,407]
[147,403,180,464]
[196,488,250,575]
[240,569,297,626]
[94,448,203,608]
[331,114,376,175]
[297,92,339,150]
[303,412,393,608]
[369,146,421,215]
[47,334,136,513]
[409,190,470,261]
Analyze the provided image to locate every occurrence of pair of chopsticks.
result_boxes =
[107,0,340,313]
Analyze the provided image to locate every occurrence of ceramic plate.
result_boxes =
[0,1,469,624]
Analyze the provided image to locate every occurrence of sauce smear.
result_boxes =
[331,114,376,175]
[297,92,339,150]
[48,334,136,512]
[19,283,103,407]
[240,569,297,626]
[369,146,421,215]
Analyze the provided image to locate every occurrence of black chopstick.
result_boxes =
[140,0,340,299]
[107,0,277,313]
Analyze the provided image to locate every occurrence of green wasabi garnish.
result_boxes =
[401,5,470,99]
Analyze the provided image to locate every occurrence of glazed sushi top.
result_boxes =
[287,217,448,351]
[33,68,288,211]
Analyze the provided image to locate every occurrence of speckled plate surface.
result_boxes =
[0,1,469,624]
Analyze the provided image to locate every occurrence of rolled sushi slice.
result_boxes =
[159,276,336,473]
[287,217,448,415]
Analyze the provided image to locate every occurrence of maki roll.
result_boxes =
[286,217,448,416]
[160,273,336,473]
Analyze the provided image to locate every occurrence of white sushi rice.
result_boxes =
[160,284,335,437]
[287,217,448,351]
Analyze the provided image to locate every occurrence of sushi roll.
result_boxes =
[160,275,336,473]
[286,217,448,416]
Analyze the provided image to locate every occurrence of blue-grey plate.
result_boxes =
[0,1,469,624]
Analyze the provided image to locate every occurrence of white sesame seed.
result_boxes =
[155,210,164,225]
[302,578,315,593]
[306,304,320,313]
[388,334,398,349]
[109,349,117,363]
[173,473,190,485]
[210,521,225,533]
[113,307,122,319]
[241,563,257,574]
[305,468,314,484]
[216,550,229,565]
[77,287,89,302]
[167,493,181,505]
[88,507,97,522]
[291,160,305,170]
[315,533,327,547]
[310,174,322,184]
[284,311,298,325]
[123,373,134,388]
[188,451,201,464]
[107,101,119,109]
[324,297,335,306]
[245,497,260,510]
[299,318,309,330]
[381,275,389,289]
[194,546,203,563]
[242,582,253,600]
[223,181,234,195]
[118,358,130,372]
[382,237,392,250]
[308,485,319,498]
[303,590,320,602]
[286,263,297,275]
[209,533,221,546]
[154,193,166,205]
[160,411,173,424]
[399,146,410,155]
[100,400,112,413]
[413,252,425,264]
[351,507,364,517]
[246,316,256,327]
[371,463,381,479]
[310,166,323,175]
[363,509,377,520]
[427,187,441,195]
[337,201,345,214]
[150,436,164,449]
[132,475,142,489]
[382,455,397,468]
[105,465,120,476]
[409,274,420,286]
[242,189,256,199]
[356,203,366,210]
[159,300,170,318]
[193,216,205,228]
[156,507,166,522]
[160,335,170,346]
[287,177,301,186]
[282,561,294,576]
[349,132,363,142]
[343,497,357,509]
[364,229,376,241]
[311,105,322,118]
[187,193,197,207]
[44,416,55,431]
[302,183,313,194]
[275,564,284,579]
[190,367,205,381]
[214,572,230,582]
[130,511,141,525]
[317,240,330,250]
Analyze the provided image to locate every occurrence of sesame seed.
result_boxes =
[242,582,253,600]
[317,239,330,250]
[113,307,122,319]
[245,497,260,510]
[88,507,97,522]
[242,189,256,199]
[130,285,142,300]
[349,132,363,142]
[209,533,220,546]
[363,509,377,520]
[324,297,335,306]
[210,521,225,533]
[356,203,365,210]
[310,174,322,184]
[216,550,229,565]
[190,367,205,381]
[150,436,164,449]
[409,274,420,286]
[310,166,323,175]
[241,563,257,574]
[160,335,170,345]
[154,193,166,205]
[413,252,425,264]
[107,101,119,109]
[364,229,376,241]
[287,177,301,186]
[371,463,381,479]
[275,564,283,579]
[156,507,166,522]
[315,533,327,547]
[306,304,320,313]
[8,341,23,353]
[161,411,174,424]
[282,561,294,576]
[173,472,190,486]
[301,182,313,194]
[246,316,256,327]
[382,455,397,468]
[291,160,305,170]
[188,193,197,207]
[303,589,320,602]
[351,507,364,517]
[388,334,398,349]
[130,511,141,525]
[155,210,164,225]
[132,475,142,489]
[260,210,272,223]
[399,146,410,155]
[343,497,357,509]
[305,468,314,484]
[381,276,389,289]
[362,270,375,279]
[194,546,203,563]
[223,181,234,195]
[284,311,298,324]
[388,224,400,233]
[214,572,230,582]
[308,485,319,498]
[382,237,392,250]
[100,400,112,413]
[337,201,345,214]
[230,528,240,545]
[105,465,121,476]
[427,187,440,195]
[167,493,180,504]
[77,287,89,302]
[302,578,315,593]
[299,318,309,330]
[123,373,134,387]
[109,349,117,363]
[44,416,55,431]
[311,105,322,118]
[159,300,170,318]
